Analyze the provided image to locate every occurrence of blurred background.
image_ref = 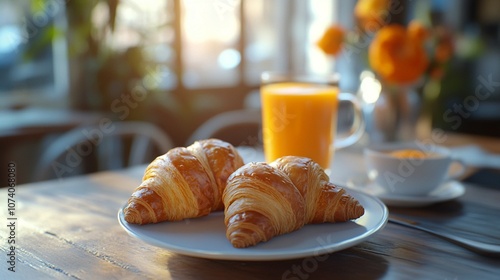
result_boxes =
[1,0,499,184]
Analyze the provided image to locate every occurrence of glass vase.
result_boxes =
[368,84,422,143]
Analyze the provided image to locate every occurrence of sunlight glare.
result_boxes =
[218,49,241,69]
[360,75,382,104]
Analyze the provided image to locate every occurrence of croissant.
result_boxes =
[124,138,244,224]
[223,156,364,248]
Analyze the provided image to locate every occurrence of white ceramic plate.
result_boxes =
[348,180,465,207]
[118,189,388,261]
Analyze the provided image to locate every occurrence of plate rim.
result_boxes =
[118,189,388,261]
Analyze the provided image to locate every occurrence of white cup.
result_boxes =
[364,142,466,196]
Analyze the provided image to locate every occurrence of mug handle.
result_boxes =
[334,92,366,149]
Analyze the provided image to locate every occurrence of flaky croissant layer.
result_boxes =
[223,156,364,248]
[124,139,244,224]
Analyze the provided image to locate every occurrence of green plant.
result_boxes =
[26,0,162,113]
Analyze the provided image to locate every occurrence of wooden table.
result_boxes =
[1,146,500,279]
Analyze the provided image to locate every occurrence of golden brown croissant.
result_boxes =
[124,138,244,224]
[223,156,364,248]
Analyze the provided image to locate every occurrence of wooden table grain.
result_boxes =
[2,147,500,280]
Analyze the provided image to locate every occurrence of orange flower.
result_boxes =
[434,27,454,63]
[435,41,453,63]
[408,20,429,43]
[317,25,345,56]
[429,66,445,80]
[369,24,429,84]
[354,0,390,32]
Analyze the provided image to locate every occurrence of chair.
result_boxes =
[186,109,262,147]
[34,121,175,181]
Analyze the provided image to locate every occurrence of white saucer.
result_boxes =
[347,180,465,207]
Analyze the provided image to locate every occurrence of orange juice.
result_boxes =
[261,82,339,168]
[389,149,441,159]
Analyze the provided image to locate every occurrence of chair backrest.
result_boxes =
[186,109,262,147]
[34,121,175,181]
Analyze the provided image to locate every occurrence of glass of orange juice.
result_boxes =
[261,72,365,170]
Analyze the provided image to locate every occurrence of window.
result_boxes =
[169,0,338,108]
[0,0,338,111]
[98,0,339,102]
[0,0,68,108]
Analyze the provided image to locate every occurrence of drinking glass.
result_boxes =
[261,72,365,170]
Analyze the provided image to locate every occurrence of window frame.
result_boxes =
[0,2,69,109]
